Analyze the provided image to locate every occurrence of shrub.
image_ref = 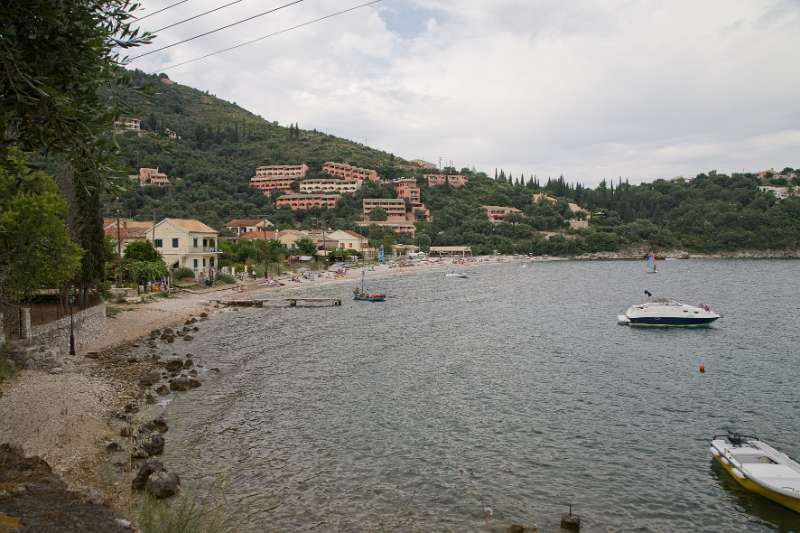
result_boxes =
[173,267,195,280]
[215,273,235,285]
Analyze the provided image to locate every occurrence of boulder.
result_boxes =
[183,359,194,369]
[187,378,202,389]
[155,384,170,396]
[199,312,208,318]
[84,351,100,359]
[169,376,190,392]
[182,335,193,341]
[188,369,198,377]
[165,359,184,371]
[139,370,162,386]
[141,433,165,456]
[123,402,139,414]
[150,329,161,338]
[146,471,180,499]
[132,459,164,490]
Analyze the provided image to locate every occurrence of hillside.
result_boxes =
[107,70,408,228]
[109,71,800,256]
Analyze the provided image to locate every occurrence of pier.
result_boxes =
[217,297,342,308]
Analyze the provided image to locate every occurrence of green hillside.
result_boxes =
[109,70,800,256]
[107,70,407,228]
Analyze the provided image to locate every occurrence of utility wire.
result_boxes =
[131,0,307,60]
[152,0,248,33]
[135,0,192,21]
[158,0,383,72]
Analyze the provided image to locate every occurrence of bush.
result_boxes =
[173,267,195,280]
[215,273,235,284]
[137,494,238,533]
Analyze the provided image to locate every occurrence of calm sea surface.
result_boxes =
[161,259,800,532]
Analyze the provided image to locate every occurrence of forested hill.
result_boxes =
[109,70,800,255]
[107,70,407,227]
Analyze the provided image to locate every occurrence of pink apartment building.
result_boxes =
[357,220,416,236]
[250,176,296,197]
[275,193,340,210]
[363,198,407,221]
[254,164,309,178]
[322,162,379,183]
[482,205,522,223]
[425,174,468,188]
[392,178,431,222]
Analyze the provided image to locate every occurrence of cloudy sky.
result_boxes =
[129,0,800,185]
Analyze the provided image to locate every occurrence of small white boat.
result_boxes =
[445,272,468,279]
[710,432,800,513]
[620,298,720,327]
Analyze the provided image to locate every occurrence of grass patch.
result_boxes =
[0,345,17,384]
[136,494,239,533]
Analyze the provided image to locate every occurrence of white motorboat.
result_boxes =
[445,272,468,279]
[710,432,800,513]
[618,298,720,327]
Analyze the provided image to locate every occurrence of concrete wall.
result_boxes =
[11,303,106,369]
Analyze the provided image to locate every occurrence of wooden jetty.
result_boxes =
[217,297,341,308]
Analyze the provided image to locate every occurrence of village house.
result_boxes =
[411,159,437,169]
[322,162,379,183]
[147,218,222,279]
[482,205,522,223]
[275,193,340,210]
[325,230,369,252]
[130,167,170,187]
[363,198,407,221]
[224,218,273,237]
[532,193,558,205]
[103,218,155,254]
[569,219,589,230]
[425,174,468,188]
[299,178,361,195]
[759,186,797,200]
[357,220,416,236]
[165,128,178,140]
[114,116,141,134]
[249,175,296,197]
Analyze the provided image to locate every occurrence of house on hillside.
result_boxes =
[275,193,340,210]
[357,220,416,236]
[224,218,273,237]
[299,179,360,195]
[425,174,468,188]
[363,199,407,221]
[130,167,170,187]
[114,116,141,134]
[759,186,797,200]
[148,218,221,279]
[411,159,437,169]
[482,205,522,223]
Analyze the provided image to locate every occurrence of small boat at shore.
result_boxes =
[710,432,800,513]
[353,271,385,302]
[445,272,468,279]
[618,297,720,327]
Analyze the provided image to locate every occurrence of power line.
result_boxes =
[152,0,248,33]
[135,0,192,21]
[131,0,307,61]
[157,0,383,72]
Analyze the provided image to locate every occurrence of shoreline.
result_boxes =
[1,252,798,528]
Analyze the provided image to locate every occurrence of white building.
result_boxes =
[148,218,222,279]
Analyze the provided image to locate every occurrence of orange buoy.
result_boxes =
[699,363,705,373]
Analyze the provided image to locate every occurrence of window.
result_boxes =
[202,238,207,247]
[193,237,198,248]
[172,238,179,248]
[209,258,215,267]
[154,239,163,248]
[193,259,198,268]
[209,238,215,248]
[202,258,206,267]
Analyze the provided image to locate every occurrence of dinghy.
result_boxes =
[710,432,800,513]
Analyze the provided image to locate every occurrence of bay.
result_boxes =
[162,259,800,531]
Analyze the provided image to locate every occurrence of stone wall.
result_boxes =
[11,303,106,369]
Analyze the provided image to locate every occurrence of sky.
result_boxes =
[129,0,800,185]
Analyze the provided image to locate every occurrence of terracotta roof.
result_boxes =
[160,218,217,233]
[341,230,367,240]
[103,218,154,239]
[239,230,279,240]
[225,218,272,227]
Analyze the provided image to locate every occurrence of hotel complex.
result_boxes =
[322,162,380,183]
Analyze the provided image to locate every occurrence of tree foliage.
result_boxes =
[0,149,83,302]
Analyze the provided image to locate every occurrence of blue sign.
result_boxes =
[378,245,385,264]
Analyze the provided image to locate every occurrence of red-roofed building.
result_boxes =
[322,162,379,183]
[482,205,522,223]
[275,193,340,210]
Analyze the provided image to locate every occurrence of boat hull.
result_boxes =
[713,454,800,513]
[627,316,719,327]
